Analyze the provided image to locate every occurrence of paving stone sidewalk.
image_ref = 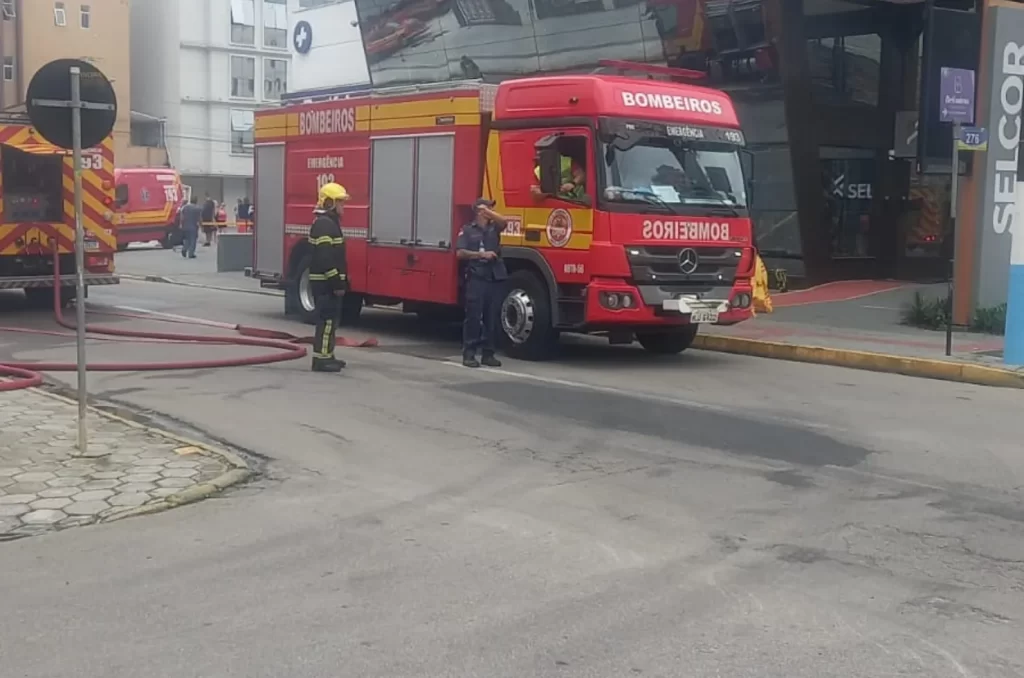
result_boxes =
[0,388,246,540]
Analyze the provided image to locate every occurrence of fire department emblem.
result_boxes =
[545,209,572,248]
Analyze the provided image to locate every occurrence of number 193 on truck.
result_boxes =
[249,65,757,359]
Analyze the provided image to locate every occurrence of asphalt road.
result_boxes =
[1,278,1023,678]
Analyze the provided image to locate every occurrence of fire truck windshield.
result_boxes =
[599,120,747,214]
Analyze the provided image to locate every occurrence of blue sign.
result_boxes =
[957,126,988,151]
[939,67,975,124]
[293,21,312,55]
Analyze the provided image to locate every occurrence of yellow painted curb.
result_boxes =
[692,334,1024,389]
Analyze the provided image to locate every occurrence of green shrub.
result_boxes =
[901,292,1006,335]
[971,303,1007,335]
[901,291,948,330]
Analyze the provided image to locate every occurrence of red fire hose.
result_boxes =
[0,249,378,391]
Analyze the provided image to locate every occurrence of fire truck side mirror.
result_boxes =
[739,149,755,209]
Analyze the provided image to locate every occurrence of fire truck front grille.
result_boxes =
[626,246,741,287]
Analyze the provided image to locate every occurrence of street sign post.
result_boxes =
[939,67,975,356]
[26,59,117,457]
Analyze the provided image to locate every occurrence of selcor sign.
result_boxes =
[642,219,731,241]
[621,92,724,116]
[991,43,1024,234]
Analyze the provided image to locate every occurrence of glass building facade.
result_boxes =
[349,0,949,282]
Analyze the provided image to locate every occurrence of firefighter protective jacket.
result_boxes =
[307,210,348,296]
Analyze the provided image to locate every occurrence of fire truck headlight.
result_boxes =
[600,291,635,310]
[731,293,752,309]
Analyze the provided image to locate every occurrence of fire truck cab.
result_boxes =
[251,68,755,359]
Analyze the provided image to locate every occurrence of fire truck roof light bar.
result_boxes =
[279,80,498,110]
[596,59,707,82]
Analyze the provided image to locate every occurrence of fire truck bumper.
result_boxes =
[0,274,120,289]
[584,280,753,326]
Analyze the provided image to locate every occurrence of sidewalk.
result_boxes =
[0,388,251,540]
[115,242,278,296]
[698,281,1023,388]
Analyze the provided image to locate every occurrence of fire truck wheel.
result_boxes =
[636,325,699,355]
[287,253,320,325]
[500,270,558,361]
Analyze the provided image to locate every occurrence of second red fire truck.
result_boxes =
[249,65,756,359]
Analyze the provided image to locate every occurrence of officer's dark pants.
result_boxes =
[313,293,342,363]
[463,275,500,357]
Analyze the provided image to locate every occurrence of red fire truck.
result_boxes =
[0,111,118,307]
[111,167,189,250]
[250,67,755,359]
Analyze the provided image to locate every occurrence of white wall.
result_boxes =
[130,0,289,182]
[287,0,368,94]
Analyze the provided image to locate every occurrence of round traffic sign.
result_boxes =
[26,59,117,150]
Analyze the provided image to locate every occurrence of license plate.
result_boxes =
[84,240,99,251]
[690,309,719,324]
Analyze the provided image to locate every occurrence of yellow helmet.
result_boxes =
[316,182,350,208]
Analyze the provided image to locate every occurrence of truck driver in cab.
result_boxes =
[531,142,587,201]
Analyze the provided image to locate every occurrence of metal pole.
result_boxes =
[70,66,88,455]
[946,121,960,357]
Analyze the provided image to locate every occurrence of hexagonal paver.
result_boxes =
[118,482,157,494]
[39,487,80,498]
[0,477,14,488]
[21,509,65,525]
[149,488,180,498]
[0,494,36,505]
[166,461,199,469]
[13,471,55,483]
[73,490,114,502]
[64,501,110,516]
[0,467,22,477]
[90,471,124,480]
[0,503,31,517]
[161,468,199,479]
[7,483,49,494]
[156,478,193,488]
[123,473,160,483]
[54,468,90,477]
[109,493,149,507]
[45,477,88,488]
[79,479,120,491]
[30,497,73,510]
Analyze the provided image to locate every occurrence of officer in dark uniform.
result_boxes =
[308,182,350,373]
[456,198,509,368]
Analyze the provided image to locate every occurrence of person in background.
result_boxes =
[201,194,216,246]
[235,198,244,223]
[456,198,508,368]
[179,195,202,259]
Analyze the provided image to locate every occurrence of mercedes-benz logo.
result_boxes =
[678,248,699,275]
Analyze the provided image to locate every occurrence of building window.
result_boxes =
[3,56,13,82]
[299,0,334,7]
[230,0,256,45]
[80,4,90,28]
[54,1,67,26]
[2,0,15,20]
[230,55,256,98]
[263,58,287,100]
[230,110,255,155]
[263,0,287,49]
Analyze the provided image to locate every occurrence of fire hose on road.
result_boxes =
[0,249,378,392]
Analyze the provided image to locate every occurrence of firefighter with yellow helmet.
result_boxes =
[308,182,351,372]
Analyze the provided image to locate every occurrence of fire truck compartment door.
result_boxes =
[413,135,454,248]
[254,143,286,276]
[369,137,415,245]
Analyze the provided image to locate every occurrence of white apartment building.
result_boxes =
[130,0,291,208]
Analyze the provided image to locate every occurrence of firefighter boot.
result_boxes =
[462,353,480,368]
[312,357,346,373]
[480,352,502,368]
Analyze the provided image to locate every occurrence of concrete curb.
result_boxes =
[30,389,254,522]
[693,334,1024,389]
[120,273,283,298]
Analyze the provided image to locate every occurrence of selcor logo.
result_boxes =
[299,108,356,135]
[621,91,724,116]
[642,220,731,241]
